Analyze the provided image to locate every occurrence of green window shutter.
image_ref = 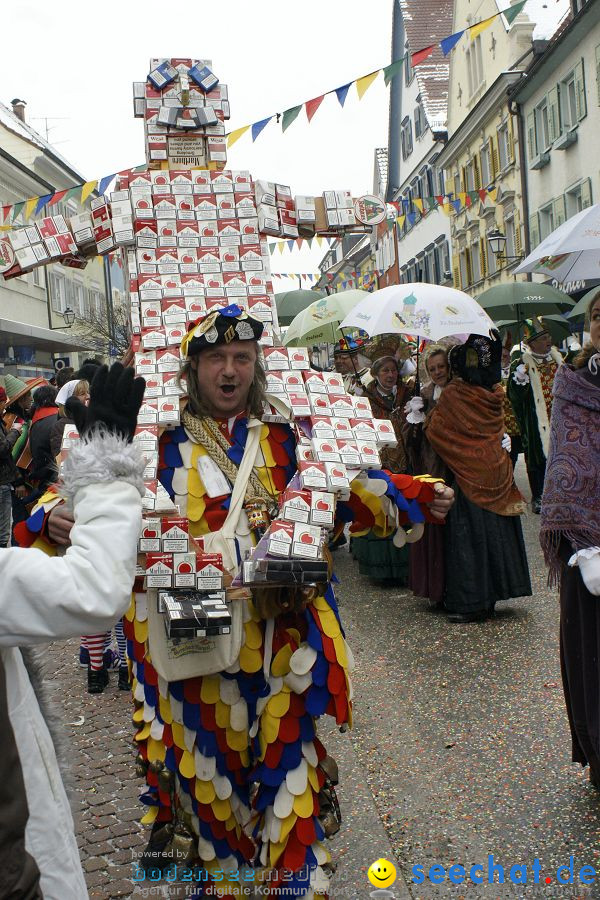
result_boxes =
[575,59,587,121]
[529,213,540,250]
[547,87,560,142]
[526,111,537,162]
[581,177,593,209]
[595,44,600,105]
[514,211,523,258]
[553,196,566,227]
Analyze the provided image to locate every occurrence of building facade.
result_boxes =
[512,0,600,294]
[436,0,569,298]
[0,99,110,377]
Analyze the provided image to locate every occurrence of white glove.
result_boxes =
[10,421,23,433]
[404,396,425,424]
[569,548,600,596]
[501,433,511,452]
[512,363,529,385]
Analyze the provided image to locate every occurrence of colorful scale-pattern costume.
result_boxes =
[19,416,441,899]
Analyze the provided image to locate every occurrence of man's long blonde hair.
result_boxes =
[178,346,267,418]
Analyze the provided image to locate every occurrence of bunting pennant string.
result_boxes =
[251,118,272,141]
[224,1,529,147]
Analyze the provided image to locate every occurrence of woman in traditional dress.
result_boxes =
[426,333,532,622]
[540,292,600,787]
[350,355,412,584]
[404,346,451,607]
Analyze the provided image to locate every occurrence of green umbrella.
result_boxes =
[283,289,368,346]
[477,281,575,321]
[274,289,325,326]
[566,284,600,321]
[496,314,573,345]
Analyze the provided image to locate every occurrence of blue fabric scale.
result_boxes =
[280,741,302,771]
[25,506,45,533]
[163,441,183,468]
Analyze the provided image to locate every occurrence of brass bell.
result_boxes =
[163,828,196,865]
[318,808,341,838]
[148,759,164,775]
[135,753,148,778]
[319,755,339,785]
[157,767,175,793]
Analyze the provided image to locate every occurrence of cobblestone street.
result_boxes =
[44,466,600,899]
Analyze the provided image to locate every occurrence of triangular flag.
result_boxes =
[48,189,67,207]
[307,274,313,282]
[295,237,303,249]
[397,215,406,229]
[451,199,462,214]
[251,117,272,141]
[468,190,480,205]
[426,197,438,211]
[503,0,527,25]
[327,238,334,247]
[227,125,250,147]
[2,205,10,223]
[412,45,435,67]
[469,14,496,39]
[278,242,285,254]
[35,194,53,216]
[335,83,352,107]
[268,243,276,253]
[356,71,380,100]
[458,192,467,207]
[435,195,444,207]
[65,186,81,202]
[307,238,313,248]
[287,240,295,251]
[487,187,498,203]
[478,188,488,202]
[305,95,325,122]
[316,236,323,248]
[282,105,302,131]
[440,30,464,55]
[12,202,24,222]
[24,197,38,220]
[81,181,97,203]
[442,203,452,216]
[407,211,416,227]
[413,198,424,214]
[383,57,405,85]
[99,174,115,195]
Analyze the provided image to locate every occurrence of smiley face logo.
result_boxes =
[367,858,397,889]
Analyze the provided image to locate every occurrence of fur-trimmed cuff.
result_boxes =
[60,430,146,505]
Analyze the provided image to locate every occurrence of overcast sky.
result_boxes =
[3,0,394,281]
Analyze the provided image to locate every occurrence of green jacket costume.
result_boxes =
[507,347,563,469]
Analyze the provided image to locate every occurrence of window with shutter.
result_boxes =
[526,112,537,162]
[507,114,516,162]
[547,87,560,143]
[575,59,587,121]
[479,236,488,279]
[466,247,473,285]
[453,263,460,290]
[491,134,500,177]
[474,154,481,190]
[514,211,522,258]
[581,177,593,208]
[529,213,540,250]
[553,196,566,227]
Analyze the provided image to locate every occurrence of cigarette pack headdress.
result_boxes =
[180,303,264,358]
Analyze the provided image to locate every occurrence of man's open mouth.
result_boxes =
[220,384,236,395]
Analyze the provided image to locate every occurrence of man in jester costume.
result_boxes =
[122,304,450,895]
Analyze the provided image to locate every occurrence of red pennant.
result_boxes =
[295,237,303,249]
[48,189,67,207]
[1,205,10,222]
[465,194,472,208]
[305,94,325,122]
[478,188,488,202]
[435,195,444,207]
[412,44,436,66]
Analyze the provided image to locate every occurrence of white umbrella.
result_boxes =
[283,288,368,346]
[339,283,494,341]
[515,203,600,282]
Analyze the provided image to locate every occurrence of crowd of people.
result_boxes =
[0,294,598,897]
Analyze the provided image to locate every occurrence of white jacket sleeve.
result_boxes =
[0,432,145,646]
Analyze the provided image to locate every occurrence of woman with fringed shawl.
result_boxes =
[425,332,532,623]
[540,293,600,787]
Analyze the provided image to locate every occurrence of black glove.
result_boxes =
[66,362,146,443]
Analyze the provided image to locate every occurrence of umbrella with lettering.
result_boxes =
[515,203,600,282]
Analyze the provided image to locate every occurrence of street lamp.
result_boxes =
[50,307,75,329]
[487,228,524,262]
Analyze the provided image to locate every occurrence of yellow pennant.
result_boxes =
[469,14,496,39]
[24,197,38,220]
[413,198,424,214]
[458,192,467,208]
[227,125,250,148]
[396,214,406,228]
[487,187,498,203]
[81,180,98,203]
[316,236,323,248]
[442,203,452,216]
[278,242,285,254]
[356,70,380,100]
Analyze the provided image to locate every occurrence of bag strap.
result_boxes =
[220,418,262,540]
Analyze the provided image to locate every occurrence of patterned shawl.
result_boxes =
[540,364,600,584]
[425,380,525,516]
